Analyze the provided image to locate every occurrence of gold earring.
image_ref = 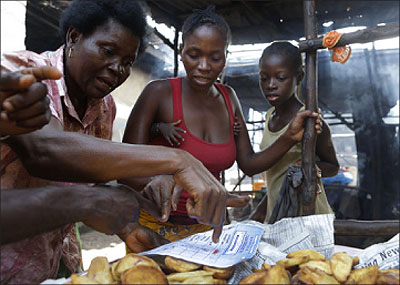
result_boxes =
[68,48,72,58]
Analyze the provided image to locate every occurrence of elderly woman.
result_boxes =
[0,1,229,283]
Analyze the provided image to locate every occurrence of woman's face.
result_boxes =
[181,25,227,91]
[65,18,140,99]
[259,54,299,107]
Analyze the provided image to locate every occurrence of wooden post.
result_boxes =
[301,0,318,215]
[173,28,179,77]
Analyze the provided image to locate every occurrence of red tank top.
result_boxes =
[149,77,236,224]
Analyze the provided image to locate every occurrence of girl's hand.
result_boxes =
[233,116,241,136]
[158,120,186,146]
[286,109,323,142]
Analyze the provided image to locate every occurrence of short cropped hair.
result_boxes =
[259,42,303,75]
[59,0,148,53]
[182,6,231,48]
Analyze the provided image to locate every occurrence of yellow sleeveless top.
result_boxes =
[259,106,333,222]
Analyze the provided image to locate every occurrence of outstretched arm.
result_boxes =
[228,87,322,176]
[1,184,161,245]
[315,119,339,177]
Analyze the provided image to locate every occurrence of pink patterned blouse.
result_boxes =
[1,46,116,284]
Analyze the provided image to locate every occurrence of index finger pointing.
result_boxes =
[21,66,62,82]
[212,225,222,243]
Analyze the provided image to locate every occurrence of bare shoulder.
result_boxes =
[221,83,241,113]
[143,79,172,97]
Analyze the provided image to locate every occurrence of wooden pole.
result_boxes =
[301,0,318,215]
[298,22,399,52]
[173,28,179,77]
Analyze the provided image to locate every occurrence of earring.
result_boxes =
[68,48,73,58]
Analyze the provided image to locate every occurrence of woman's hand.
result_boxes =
[0,66,62,136]
[117,222,169,253]
[142,175,183,222]
[157,120,186,146]
[173,152,228,243]
[285,109,323,143]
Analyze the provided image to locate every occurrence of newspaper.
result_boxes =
[354,233,399,269]
[141,223,264,268]
[229,214,335,284]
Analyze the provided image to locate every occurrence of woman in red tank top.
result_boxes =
[120,7,322,251]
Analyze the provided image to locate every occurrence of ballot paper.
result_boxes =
[140,223,264,268]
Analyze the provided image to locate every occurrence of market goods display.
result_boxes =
[68,255,234,284]
[68,250,399,284]
[240,249,399,285]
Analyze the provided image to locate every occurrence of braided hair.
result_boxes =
[259,42,303,76]
[181,5,231,48]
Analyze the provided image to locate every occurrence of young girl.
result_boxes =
[121,8,324,248]
[249,41,339,223]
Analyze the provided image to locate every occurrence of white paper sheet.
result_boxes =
[140,223,264,268]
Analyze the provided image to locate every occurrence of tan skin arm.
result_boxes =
[1,184,163,245]
[315,119,340,177]
[7,114,227,242]
[227,86,321,176]
[7,117,187,183]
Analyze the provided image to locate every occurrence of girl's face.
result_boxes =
[259,54,300,107]
[65,18,140,99]
[181,25,227,91]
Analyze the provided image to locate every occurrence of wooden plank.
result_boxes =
[301,0,318,216]
[334,219,399,236]
[298,22,399,52]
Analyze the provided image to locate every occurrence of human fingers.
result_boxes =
[210,189,226,229]
[212,225,223,243]
[173,126,186,134]
[2,82,48,112]
[315,117,323,134]
[165,135,174,146]
[143,183,162,208]
[171,184,183,211]
[0,72,35,91]
[7,96,50,121]
[133,191,162,221]
[171,120,181,126]
[172,132,184,144]
[21,66,62,82]
[170,133,182,145]
[160,185,173,222]
[15,111,51,129]
[226,193,250,208]
[202,187,220,225]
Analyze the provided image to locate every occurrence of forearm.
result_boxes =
[239,133,296,176]
[8,128,185,183]
[316,161,339,177]
[1,186,94,245]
